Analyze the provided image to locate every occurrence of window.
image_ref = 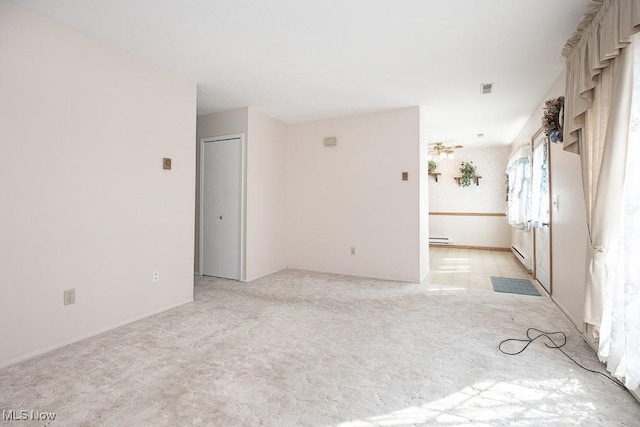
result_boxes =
[506,147,531,231]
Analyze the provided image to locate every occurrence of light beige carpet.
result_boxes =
[1,269,638,426]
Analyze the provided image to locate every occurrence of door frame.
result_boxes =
[199,134,247,282]
[530,127,553,294]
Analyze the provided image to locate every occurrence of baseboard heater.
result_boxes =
[429,237,454,245]
[511,244,532,270]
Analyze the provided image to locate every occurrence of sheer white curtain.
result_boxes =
[507,139,548,232]
[530,142,549,228]
[506,147,531,230]
[598,34,640,389]
[563,0,640,389]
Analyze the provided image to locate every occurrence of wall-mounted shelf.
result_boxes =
[454,176,482,186]
[428,172,441,182]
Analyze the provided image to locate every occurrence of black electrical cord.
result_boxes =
[499,328,626,389]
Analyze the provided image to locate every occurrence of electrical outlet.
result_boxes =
[350,247,356,255]
[63,289,75,306]
[152,270,160,283]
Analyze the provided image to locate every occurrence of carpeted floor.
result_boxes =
[1,269,638,426]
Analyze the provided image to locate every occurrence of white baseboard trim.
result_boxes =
[550,295,582,332]
[420,269,429,283]
[0,298,194,369]
[285,265,420,283]
[547,296,638,396]
[581,324,640,403]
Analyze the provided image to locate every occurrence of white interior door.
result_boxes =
[532,131,551,294]
[535,223,551,293]
[201,136,243,280]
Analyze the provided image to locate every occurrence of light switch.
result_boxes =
[163,158,172,170]
[402,172,408,181]
[552,194,559,212]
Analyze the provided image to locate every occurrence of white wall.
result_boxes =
[430,215,511,248]
[419,110,430,281]
[550,138,588,327]
[246,108,287,281]
[285,108,423,282]
[510,70,588,328]
[196,108,249,139]
[429,146,511,248]
[0,1,196,366]
[194,108,248,273]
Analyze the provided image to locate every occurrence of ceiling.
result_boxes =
[10,0,589,147]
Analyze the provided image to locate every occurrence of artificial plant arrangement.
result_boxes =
[428,160,438,173]
[542,96,564,143]
[459,161,476,187]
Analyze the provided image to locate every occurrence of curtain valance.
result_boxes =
[562,0,640,153]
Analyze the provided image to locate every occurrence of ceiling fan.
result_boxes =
[428,142,463,161]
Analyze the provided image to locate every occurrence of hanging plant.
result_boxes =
[542,96,564,143]
[428,160,438,172]
[459,161,476,187]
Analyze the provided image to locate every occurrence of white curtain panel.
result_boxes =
[599,33,640,390]
[582,48,631,329]
[563,0,639,388]
[505,147,531,230]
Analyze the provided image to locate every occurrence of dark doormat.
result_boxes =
[490,276,541,296]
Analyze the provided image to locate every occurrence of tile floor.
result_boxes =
[427,246,538,292]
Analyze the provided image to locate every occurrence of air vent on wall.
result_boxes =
[480,83,493,94]
[324,137,337,147]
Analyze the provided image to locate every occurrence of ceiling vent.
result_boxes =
[480,83,493,94]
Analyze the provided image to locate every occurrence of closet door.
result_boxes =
[202,137,242,280]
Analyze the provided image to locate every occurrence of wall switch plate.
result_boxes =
[552,195,559,212]
[63,289,75,306]
[163,158,172,170]
[152,270,160,283]
[402,172,408,181]
[350,247,356,255]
